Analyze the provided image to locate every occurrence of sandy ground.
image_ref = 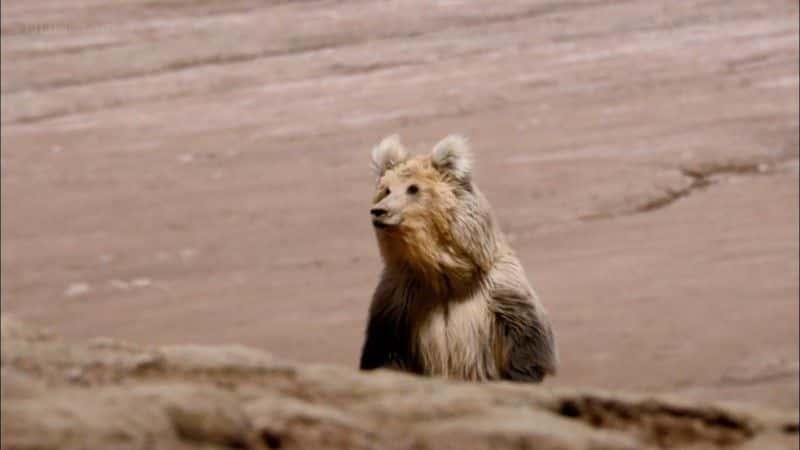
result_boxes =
[2,0,798,411]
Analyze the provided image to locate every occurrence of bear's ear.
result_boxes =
[431,135,472,181]
[371,135,408,177]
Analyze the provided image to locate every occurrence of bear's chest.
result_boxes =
[411,296,497,380]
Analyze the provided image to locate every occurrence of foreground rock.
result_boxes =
[1,316,796,450]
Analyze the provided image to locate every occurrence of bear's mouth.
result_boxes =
[372,217,402,229]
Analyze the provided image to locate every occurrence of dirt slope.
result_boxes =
[1,0,798,412]
[3,315,798,450]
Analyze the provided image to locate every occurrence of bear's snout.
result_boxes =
[370,208,389,218]
[370,205,402,229]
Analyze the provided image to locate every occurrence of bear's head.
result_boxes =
[369,135,498,287]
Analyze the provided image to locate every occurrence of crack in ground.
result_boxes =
[580,161,783,221]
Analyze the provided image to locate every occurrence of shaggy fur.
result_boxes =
[360,135,558,382]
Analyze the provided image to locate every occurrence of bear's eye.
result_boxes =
[384,188,391,196]
[407,184,419,195]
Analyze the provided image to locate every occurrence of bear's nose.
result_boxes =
[370,208,388,218]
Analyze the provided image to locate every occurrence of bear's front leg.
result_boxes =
[359,313,412,371]
[488,266,558,382]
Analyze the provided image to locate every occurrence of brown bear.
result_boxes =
[359,134,558,382]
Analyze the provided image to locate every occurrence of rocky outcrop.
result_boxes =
[1,315,796,450]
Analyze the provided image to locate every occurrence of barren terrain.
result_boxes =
[2,0,798,412]
[3,315,797,450]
